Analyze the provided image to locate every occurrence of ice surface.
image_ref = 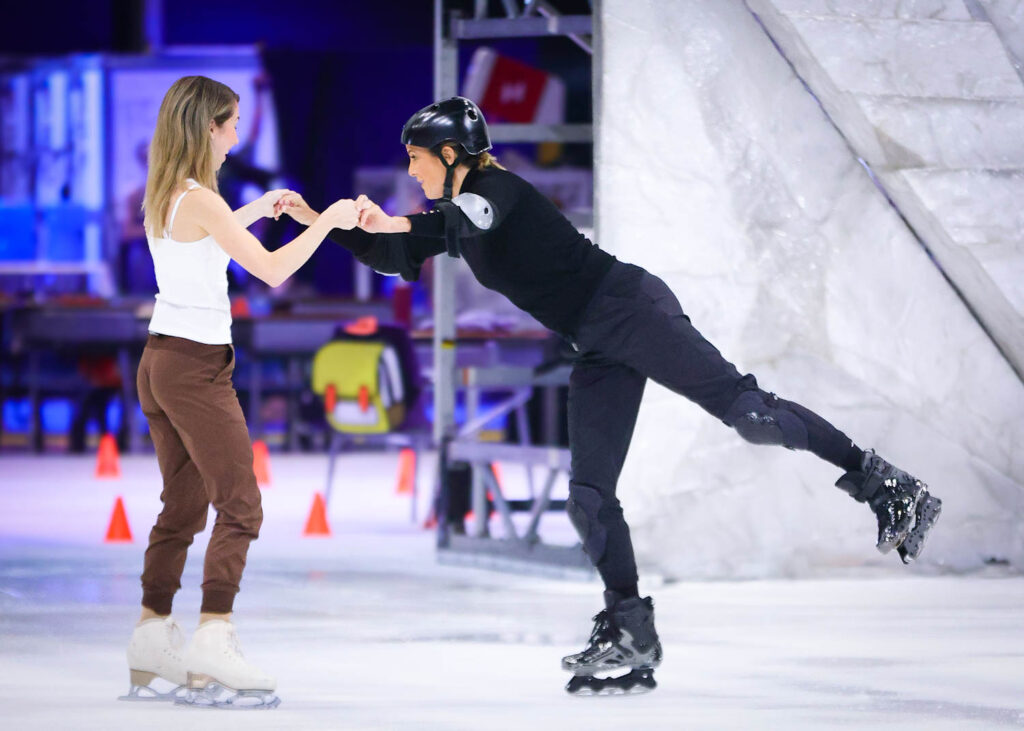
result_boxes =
[1,454,1023,730]
[598,0,1024,579]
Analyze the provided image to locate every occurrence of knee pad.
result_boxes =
[566,483,608,563]
[723,390,809,451]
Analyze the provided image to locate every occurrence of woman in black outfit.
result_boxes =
[280,97,942,695]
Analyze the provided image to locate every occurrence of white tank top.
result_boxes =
[147,179,233,345]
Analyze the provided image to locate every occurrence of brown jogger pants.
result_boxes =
[136,334,262,615]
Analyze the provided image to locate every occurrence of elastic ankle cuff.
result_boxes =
[142,592,173,616]
[201,590,236,615]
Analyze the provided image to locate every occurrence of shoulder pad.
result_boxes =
[452,192,495,230]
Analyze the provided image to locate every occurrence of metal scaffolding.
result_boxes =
[431,0,598,577]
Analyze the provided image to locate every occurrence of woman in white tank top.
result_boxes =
[124,75,356,709]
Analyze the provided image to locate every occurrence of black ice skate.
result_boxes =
[836,450,942,563]
[896,488,942,563]
[562,591,662,696]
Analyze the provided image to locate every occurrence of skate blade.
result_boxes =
[898,493,942,564]
[118,670,185,702]
[570,683,655,697]
[118,684,186,702]
[176,675,280,710]
[565,668,656,696]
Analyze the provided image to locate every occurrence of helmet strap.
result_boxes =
[434,144,466,200]
[442,166,456,201]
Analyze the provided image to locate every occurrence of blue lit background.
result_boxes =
[0,0,586,451]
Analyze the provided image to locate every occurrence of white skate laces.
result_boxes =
[179,619,280,709]
[119,616,188,701]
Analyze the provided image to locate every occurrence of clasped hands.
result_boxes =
[254,189,399,234]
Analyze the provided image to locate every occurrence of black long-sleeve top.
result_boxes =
[327,166,615,339]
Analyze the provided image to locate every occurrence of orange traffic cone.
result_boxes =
[104,496,133,543]
[252,440,271,487]
[303,492,331,537]
[395,448,416,495]
[95,433,121,478]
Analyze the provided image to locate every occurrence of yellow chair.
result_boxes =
[311,334,427,521]
[312,340,406,435]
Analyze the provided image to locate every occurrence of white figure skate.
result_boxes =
[178,619,279,709]
[119,616,187,702]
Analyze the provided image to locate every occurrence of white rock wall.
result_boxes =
[772,0,971,18]
[597,0,1024,579]
[749,0,1024,391]
[977,0,1024,64]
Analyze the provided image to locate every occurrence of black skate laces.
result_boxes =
[588,609,622,645]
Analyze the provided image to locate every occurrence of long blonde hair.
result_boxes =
[142,76,239,235]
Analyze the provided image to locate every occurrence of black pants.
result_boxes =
[566,262,859,592]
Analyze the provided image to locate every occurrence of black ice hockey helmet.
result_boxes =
[401,96,492,157]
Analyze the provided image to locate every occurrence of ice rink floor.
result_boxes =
[1,453,1022,730]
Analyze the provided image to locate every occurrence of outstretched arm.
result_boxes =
[232,188,291,229]
[362,174,518,241]
[278,193,444,281]
[192,189,358,288]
